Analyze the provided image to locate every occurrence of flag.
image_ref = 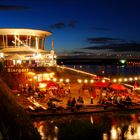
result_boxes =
[134,81,137,90]
[52,38,54,50]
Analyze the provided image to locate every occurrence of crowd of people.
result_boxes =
[46,96,85,111]
[67,96,84,109]
[14,80,138,112]
[18,81,71,99]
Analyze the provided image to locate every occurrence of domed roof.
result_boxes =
[0,28,52,37]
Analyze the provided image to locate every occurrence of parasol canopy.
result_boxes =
[93,81,110,88]
[110,83,126,91]
[38,80,58,90]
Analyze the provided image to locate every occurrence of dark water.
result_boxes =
[33,111,140,140]
[67,64,140,77]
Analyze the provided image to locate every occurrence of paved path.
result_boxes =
[54,82,100,107]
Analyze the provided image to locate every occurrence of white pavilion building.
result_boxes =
[0,28,57,67]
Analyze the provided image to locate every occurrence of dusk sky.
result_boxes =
[0,0,140,55]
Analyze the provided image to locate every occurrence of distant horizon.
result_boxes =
[57,49,140,59]
[57,54,140,66]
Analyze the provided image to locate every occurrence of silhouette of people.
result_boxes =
[90,96,93,104]
[71,98,76,107]
[67,97,72,107]
[77,96,84,104]
[76,96,84,110]
[47,99,56,108]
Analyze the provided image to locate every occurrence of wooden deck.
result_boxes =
[25,102,140,117]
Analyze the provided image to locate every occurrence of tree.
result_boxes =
[0,77,40,140]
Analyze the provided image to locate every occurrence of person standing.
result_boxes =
[90,96,93,104]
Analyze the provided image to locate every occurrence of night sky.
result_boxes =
[0,0,140,56]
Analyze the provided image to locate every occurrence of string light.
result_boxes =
[102,79,105,83]
[59,78,63,82]
[84,79,88,83]
[124,78,128,82]
[129,77,133,81]
[118,78,122,82]
[65,79,70,83]
[78,79,82,83]
[90,79,94,83]
[113,79,117,83]
[53,78,57,82]
[28,73,140,84]
[134,77,138,80]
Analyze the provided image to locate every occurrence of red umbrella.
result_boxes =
[38,80,58,89]
[93,81,110,88]
[110,83,126,91]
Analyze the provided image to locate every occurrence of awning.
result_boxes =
[93,81,110,88]
[5,54,26,60]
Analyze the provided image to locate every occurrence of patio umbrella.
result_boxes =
[39,80,58,90]
[110,83,126,91]
[93,81,110,88]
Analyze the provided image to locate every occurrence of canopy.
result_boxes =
[110,83,126,91]
[1,47,48,53]
[5,54,26,60]
[38,80,58,90]
[93,81,110,88]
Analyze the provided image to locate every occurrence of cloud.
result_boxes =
[83,45,111,50]
[72,51,87,54]
[113,43,140,52]
[82,42,140,52]
[49,22,65,29]
[86,37,117,44]
[51,0,81,5]
[68,20,77,28]
[92,27,111,32]
[48,20,78,29]
[0,5,30,10]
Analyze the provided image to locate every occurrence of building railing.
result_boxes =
[3,65,56,73]
[4,67,34,73]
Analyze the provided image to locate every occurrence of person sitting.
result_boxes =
[76,96,84,110]
[71,98,76,107]
[35,87,40,93]
[67,97,72,108]
[77,96,84,104]
[70,98,76,111]
[116,96,121,105]
[47,99,56,109]
[125,96,132,108]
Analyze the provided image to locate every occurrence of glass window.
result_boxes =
[20,35,28,47]
[7,35,15,47]
[31,36,35,48]
[39,38,43,49]
[0,35,3,48]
